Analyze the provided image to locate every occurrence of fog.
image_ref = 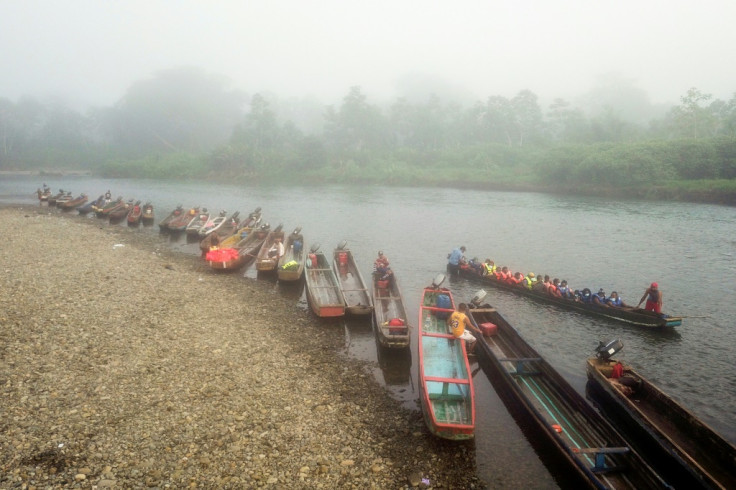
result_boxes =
[1,0,734,109]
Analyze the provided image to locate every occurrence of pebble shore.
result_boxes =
[0,206,483,489]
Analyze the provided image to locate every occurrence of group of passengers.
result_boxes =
[462,255,630,308]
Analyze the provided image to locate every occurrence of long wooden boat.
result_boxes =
[277,227,306,282]
[95,197,124,218]
[466,294,670,488]
[47,189,66,206]
[418,275,474,440]
[332,242,372,316]
[372,270,410,349]
[205,213,263,254]
[58,193,88,211]
[304,245,346,317]
[78,195,105,215]
[126,200,143,226]
[206,224,271,271]
[256,226,286,273]
[158,205,184,231]
[458,266,682,329]
[141,202,154,226]
[109,199,134,223]
[185,208,210,237]
[199,210,236,237]
[167,206,199,233]
[587,342,736,489]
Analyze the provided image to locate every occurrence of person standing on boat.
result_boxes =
[637,282,662,313]
[447,246,466,276]
[447,303,482,355]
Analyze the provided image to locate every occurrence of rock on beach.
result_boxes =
[0,206,483,488]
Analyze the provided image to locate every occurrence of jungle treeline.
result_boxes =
[1,67,735,204]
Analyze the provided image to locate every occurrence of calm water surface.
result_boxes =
[5,176,736,487]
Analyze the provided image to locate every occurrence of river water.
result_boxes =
[4,175,736,487]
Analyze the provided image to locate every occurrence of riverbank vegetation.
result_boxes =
[1,67,735,204]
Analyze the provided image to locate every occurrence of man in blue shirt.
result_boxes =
[447,246,466,275]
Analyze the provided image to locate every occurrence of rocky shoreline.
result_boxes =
[0,206,483,489]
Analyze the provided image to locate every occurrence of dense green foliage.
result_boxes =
[1,70,735,204]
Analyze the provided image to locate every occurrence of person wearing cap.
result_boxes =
[637,283,663,313]
[447,246,466,275]
[523,272,536,290]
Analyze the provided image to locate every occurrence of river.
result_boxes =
[4,175,736,487]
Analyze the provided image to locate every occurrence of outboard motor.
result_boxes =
[431,273,446,289]
[337,239,348,250]
[471,289,487,307]
[309,243,321,253]
[595,339,624,360]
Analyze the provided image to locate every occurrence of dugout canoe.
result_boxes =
[466,293,670,488]
[277,227,306,282]
[332,241,372,316]
[458,266,682,329]
[586,341,736,489]
[418,274,474,440]
[372,270,410,349]
[304,244,346,318]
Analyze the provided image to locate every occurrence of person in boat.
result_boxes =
[483,259,496,276]
[523,272,536,289]
[374,251,389,271]
[579,288,593,303]
[557,279,573,299]
[447,246,466,276]
[494,266,510,282]
[637,282,663,313]
[606,291,628,307]
[292,237,303,256]
[447,303,482,355]
[268,237,285,259]
[467,257,484,275]
[592,288,607,305]
[532,275,547,292]
[548,278,563,298]
[508,271,524,286]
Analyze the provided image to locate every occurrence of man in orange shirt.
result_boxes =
[447,303,482,355]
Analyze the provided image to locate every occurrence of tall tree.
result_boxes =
[670,87,714,139]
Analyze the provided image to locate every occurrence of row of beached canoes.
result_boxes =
[38,187,154,226]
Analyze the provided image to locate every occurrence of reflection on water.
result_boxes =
[5,175,736,485]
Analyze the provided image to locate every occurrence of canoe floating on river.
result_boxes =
[586,340,736,489]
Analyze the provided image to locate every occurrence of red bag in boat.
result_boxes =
[611,362,623,379]
[206,247,239,262]
[388,318,406,335]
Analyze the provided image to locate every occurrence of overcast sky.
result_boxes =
[1,0,734,109]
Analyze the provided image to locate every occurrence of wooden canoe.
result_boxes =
[418,276,475,440]
[141,202,154,225]
[256,226,286,273]
[587,352,736,489]
[372,271,410,349]
[277,228,306,282]
[158,205,184,231]
[458,266,682,329]
[304,247,346,317]
[58,193,88,211]
[185,209,210,236]
[47,190,66,206]
[109,200,134,223]
[332,243,372,316]
[466,300,670,488]
[126,200,143,226]
[95,197,123,218]
[78,195,105,215]
[167,206,199,233]
[206,224,271,271]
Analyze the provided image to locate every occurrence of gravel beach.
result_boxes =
[0,206,483,489]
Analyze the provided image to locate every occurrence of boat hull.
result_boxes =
[304,251,345,318]
[333,247,372,316]
[372,274,410,349]
[458,267,681,329]
[586,358,736,489]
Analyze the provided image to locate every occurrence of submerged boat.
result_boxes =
[587,340,736,489]
[372,269,410,349]
[458,266,682,329]
[304,244,346,318]
[332,241,372,316]
[277,227,306,282]
[466,291,670,488]
[418,274,474,440]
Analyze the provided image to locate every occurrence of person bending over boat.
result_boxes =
[447,303,482,355]
[268,237,285,259]
[637,282,662,313]
[606,291,628,307]
[447,246,466,276]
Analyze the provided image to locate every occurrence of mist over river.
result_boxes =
[4,175,735,487]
